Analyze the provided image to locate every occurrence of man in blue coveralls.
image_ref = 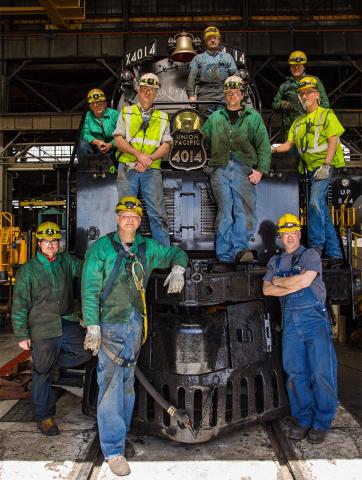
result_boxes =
[263,213,337,444]
[186,26,237,115]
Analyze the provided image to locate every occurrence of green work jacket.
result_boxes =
[11,251,83,342]
[272,74,329,131]
[201,107,271,174]
[81,107,119,146]
[81,231,189,326]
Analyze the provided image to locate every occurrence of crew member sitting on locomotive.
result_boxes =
[186,26,237,116]
[272,76,344,262]
[77,88,119,162]
[113,73,172,246]
[11,222,91,436]
[272,51,329,141]
[82,196,188,476]
[263,213,337,444]
[202,76,271,271]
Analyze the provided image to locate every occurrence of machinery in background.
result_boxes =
[0,212,27,326]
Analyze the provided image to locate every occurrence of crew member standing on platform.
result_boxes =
[186,26,237,115]
[263,213,337,444]
[272,76,344,261]
[272,51,329,140]
[78,88,119,162]
[202,76,271,271]
[114,73,172,246]
[11,222,91,436]
[82,196,188,476]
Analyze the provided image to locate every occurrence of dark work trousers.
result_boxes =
[31,319,92,421]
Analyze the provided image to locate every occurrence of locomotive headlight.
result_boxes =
[341,178,350,187]
[173,110,203,132]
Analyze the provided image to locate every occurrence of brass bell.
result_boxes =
[171,32,197,63]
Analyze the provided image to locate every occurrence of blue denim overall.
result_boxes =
[275,249,338,431]
[97,308,143,460]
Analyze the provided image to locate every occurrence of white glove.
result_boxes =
[84,325,101,356]
[313,164,330,180]
[163,265,186,294]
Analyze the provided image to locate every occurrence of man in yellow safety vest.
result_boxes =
[113,73,172,245]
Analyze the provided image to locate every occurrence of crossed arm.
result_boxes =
[263,270,317,297]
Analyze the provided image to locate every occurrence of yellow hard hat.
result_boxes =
[203,26,221,40]
[115,196,143,217]
[87,88,106,104]
[277,213,301,233]
[288,50,307,65]
[36,222,62,240]
[138,73,160,89]
[224,75,245,91]
[297,76,319,93]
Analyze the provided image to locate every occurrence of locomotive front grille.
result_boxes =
[132,366,288,443]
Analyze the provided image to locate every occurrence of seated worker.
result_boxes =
[82,196,188,476]
[272,77,344,261]
[202,76,271,271]
[263,214,337,444]
[77,88,119,162]
[113,73,172,246]
[186,26,237,115]
[11,222,91,436]
[272,51,329,141]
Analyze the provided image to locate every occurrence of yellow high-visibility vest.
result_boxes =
[116,104,168,169]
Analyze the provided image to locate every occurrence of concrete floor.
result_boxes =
[0,329,361,480]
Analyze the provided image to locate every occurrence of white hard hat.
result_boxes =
[138,73,161,89]
[224,75,245,91]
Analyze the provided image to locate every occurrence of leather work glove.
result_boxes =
[84,325,101,356]
[280,100,293,111]
[313,164,330,181]
[163,265,186,294]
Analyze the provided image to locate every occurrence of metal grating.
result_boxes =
[200,187,216,235]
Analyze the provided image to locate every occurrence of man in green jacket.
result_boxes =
[82,196,188,477]
[11,222,91,436]
[272,51,329,141]
[78,88,119,162]
[202,75,271,271]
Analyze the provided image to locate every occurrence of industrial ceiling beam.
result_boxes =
[14,75,62,112]
[38,0,68,29]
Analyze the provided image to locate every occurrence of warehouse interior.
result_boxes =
[0,1,361,479]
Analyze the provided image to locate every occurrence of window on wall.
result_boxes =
[14,145,73,163]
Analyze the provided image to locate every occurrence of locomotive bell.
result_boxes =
[171,32,197,63]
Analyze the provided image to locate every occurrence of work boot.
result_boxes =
[38,417,60,436]
[235,249,254,263]
[307,428,327,444]
[211,262,234,273]
[108,455,131,476]
[286,424,310,440]
[125,438,135,459]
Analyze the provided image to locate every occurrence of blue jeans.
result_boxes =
[208,158,257,262]
[282,304,338,431]
[116,163,170,245]
[31,320,91,421]
[97,310,143,460]
[77,140,117,162]
[307,168,343,258]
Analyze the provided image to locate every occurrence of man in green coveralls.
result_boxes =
[272,51,329,140]
[12,222,91,436]
[82,196,188,476]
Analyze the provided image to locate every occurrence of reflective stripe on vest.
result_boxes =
[116,105,168,169]
[295,109,338,155]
